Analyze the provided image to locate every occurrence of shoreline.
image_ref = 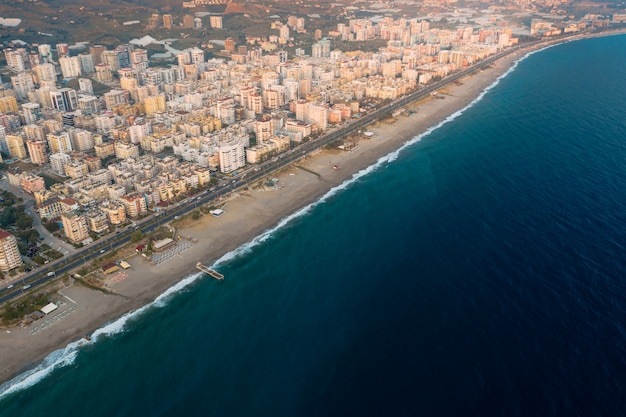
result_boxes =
[0,31,623,389]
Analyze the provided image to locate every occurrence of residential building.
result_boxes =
[0,230,22,272]
[6,133,28,159]
[26,138,47,165]
[47,131,73,154]
[20,173,45,194]
[121,193,147,218]
[85,210,109,234]
[218,137,246,173]
[61,211,90,243]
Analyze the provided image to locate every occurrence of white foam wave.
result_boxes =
[0,272,207,401]
[0,46,540,401]
[0,339,83,401]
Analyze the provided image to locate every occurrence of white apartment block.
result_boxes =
[0,229,23,272]
[4,49,25,72]
[50,152,71,176]
[69,128,95,152]
[32,63,57,83]
[59,56,82,78]
[11,73,35,100]
[218,137,246,173]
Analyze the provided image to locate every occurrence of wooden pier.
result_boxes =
[196,262,224,280]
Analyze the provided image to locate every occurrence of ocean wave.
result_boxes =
[0,45,538,401]
[0,339,83,401]
[0,272,206,401]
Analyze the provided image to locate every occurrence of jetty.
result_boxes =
[196,262,224,280]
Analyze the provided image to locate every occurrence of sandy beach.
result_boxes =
[0,32,617,385]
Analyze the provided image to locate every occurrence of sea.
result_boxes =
[2,34,626,417]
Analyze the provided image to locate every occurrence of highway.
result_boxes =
[0,41,535,305]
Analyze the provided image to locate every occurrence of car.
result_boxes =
[47,271,55,277]
[99,249,106,254]
[23,285,31,290]
[6,284,14,290]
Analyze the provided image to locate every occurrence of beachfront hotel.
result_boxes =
[0,230,23,272]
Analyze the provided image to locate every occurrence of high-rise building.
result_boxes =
[26,138,47,165]
[38,44,52,63]
[163,14,173,29]
[6,133,28,159]
[183,15,194,29]
[101,50,121,72]
[89,45,106,65]
[47,131,73,154]
[59,56,82,78]
[78,78,94,95]
[224,38,236,52]
[61,212,90,243]
[28,52,41,68]
[32,63,57,83]
[56,43,70,58]
[311,39,331,58]
[50,88,78,112]
[22,103,42,125]
[120,193,147,218]
[79,54,95,74]
[306,103,328,131]
[4,49,25,72]
[148,13,160,29]
[0,229,22,272]
[69,128,95,152]
[95,64,113,83]
[209,15,223,29]
[143,94,166,116]
[23,124,45,141]
[11,73,35,100]
[190,47,204,64]
[218,137,246,173]
[49,152,71,175]
[0,96,18,114]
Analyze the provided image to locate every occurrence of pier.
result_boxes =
[196,262,224,280]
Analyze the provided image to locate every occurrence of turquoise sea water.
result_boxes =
[2,35,626,416]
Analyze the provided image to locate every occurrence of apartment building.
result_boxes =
[61,211,90,243]
[0,229,22,272]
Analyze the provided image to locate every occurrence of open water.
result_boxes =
[2,34,626,416]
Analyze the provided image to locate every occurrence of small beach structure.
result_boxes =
[153,238,176,252]
[40,303,58,315]
[196,262,224,280]
[210,209,224,217]
[102,262,120,274]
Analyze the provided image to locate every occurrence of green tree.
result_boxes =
[44,221,61,233]
[131,230,144,242]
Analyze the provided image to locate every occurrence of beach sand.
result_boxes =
[0,36,597,385]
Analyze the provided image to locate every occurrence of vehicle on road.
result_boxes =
[6,284,14,290]
[23,285,31,290]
